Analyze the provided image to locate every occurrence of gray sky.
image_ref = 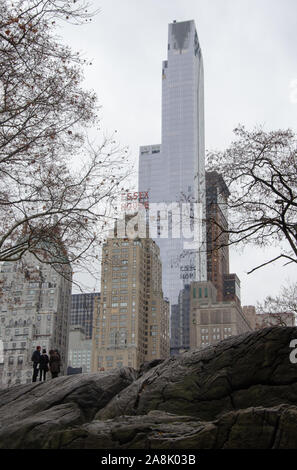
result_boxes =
[63,0,297,305]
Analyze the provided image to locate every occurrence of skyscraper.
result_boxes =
[206,171,230,301]
[139,20,206,309]
[91,218,170,372]
[170,171,244,354]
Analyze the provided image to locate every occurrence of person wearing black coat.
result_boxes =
[31,346,41,382]
[39,349,49,381]
[49,349,61,379]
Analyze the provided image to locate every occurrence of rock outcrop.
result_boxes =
[0,367,137,448]
[0,327,297,449]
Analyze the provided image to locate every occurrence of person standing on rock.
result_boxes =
[54,349,61,362]
[49,349,61,379]
[31,346,41,383]
[39,349,49,382]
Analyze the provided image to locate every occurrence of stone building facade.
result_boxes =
[206,171,230,301]
[0,252,71,388]
[92,234,170,372]
[189,281,252,350]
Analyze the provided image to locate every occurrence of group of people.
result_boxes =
[31,346,61,382]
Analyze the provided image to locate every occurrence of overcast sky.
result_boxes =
[64,0,297,305]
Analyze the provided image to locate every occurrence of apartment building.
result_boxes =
[0,251,71,388]
[92,234,170,372]
[189,281,252,350]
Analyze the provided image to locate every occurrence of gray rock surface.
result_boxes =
[0,327,297,449]
[0,367,137,448]
[44,405,297,449]
[97,326,297,422]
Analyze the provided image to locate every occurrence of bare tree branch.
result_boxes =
[0,0,132,284]
[206,125,297,273]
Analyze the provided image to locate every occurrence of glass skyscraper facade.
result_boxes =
[139,20,207,308]
[70,292,100,340]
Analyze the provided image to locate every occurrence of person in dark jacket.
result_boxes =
[49,349,61,379]
[31,346,41,382]
[39,349,49,381]
[54,349,61,364]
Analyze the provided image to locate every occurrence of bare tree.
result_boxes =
[256,311,295,328]
[207,125,297,273]
[0,0,131,281]
[257,281,297,317]
[254,282,296,328]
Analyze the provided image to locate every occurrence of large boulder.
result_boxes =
[0,327,297,449]
[44,405,297,449]
[0,367,137,449]
[96,326,297,421]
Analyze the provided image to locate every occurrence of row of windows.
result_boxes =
[193,287,208,299]
[201,333,233,346]
[7,356,24,364]
[201,327,232,333]
[4,341,27,349]
[3,328,29,336]
[70,351,91,356]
